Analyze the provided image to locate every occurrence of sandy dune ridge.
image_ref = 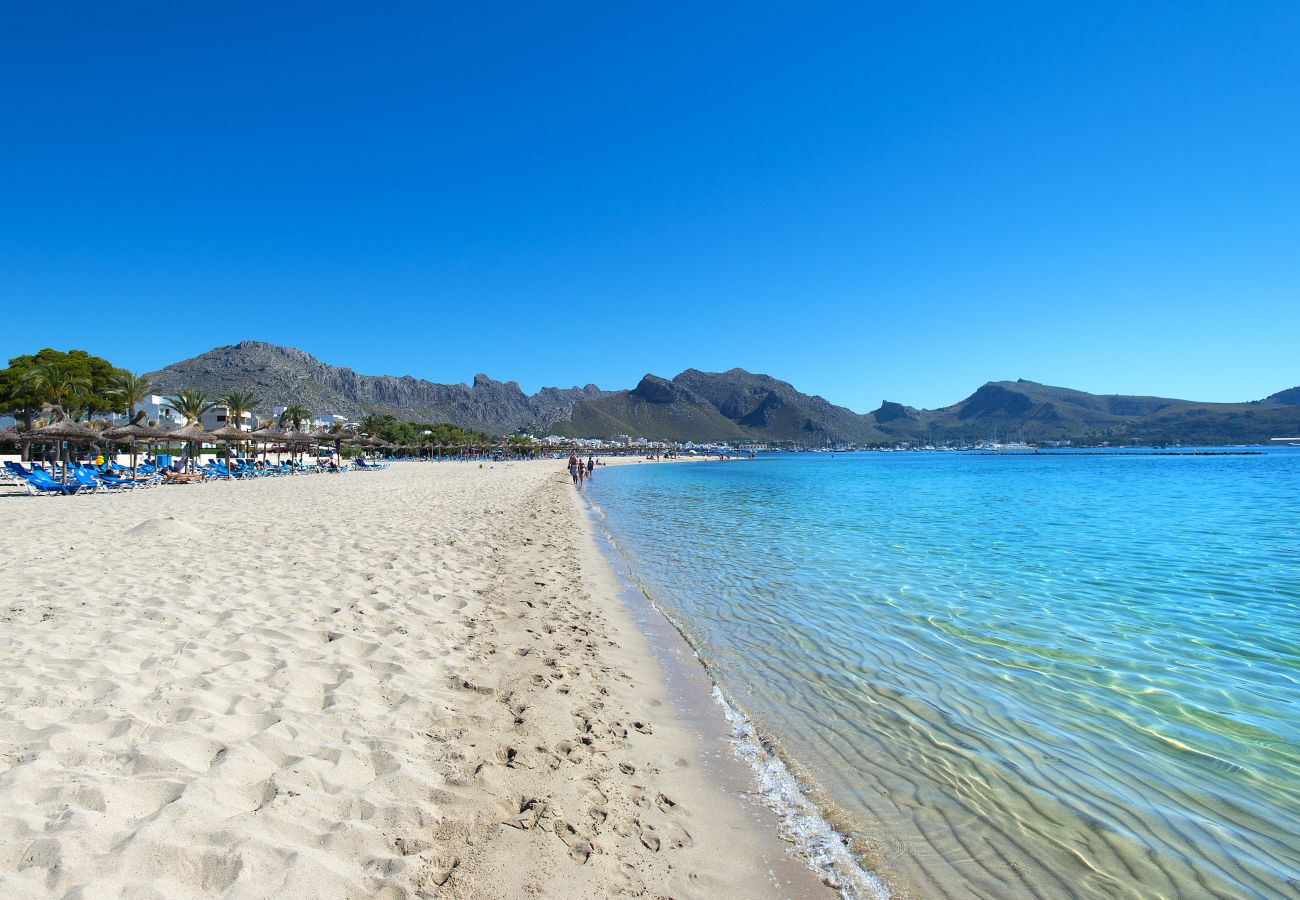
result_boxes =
[0,461,830,898]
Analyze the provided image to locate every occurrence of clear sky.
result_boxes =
[2,2,1296,411]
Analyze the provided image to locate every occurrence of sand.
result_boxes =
[0,460,832,898]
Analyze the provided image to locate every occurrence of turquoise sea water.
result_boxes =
[586,450,1300,899]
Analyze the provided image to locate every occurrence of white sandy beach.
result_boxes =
[0,459,830,898]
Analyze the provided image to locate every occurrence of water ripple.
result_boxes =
[591,450,1300,899]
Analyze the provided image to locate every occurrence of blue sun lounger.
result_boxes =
[24,470,86,495]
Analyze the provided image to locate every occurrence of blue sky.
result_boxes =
[2,2,1296,410]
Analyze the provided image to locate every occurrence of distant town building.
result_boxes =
[201,408,256,431]
[104,394,185,429]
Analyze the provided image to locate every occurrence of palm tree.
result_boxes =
[163,389,216,473]
[217,390,259,432]
[23,363,91,421]
[22,362,92,472]
[164,389,216,426]
[359,414,386,436]
[278,403,311,431]
[107,371,154,423]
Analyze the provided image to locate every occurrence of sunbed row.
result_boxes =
[4,455,391,495]
[4,461,163,494]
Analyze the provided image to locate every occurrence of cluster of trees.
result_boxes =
[0,348,127,426]
[356,414,490,446]
[0,349,260,431]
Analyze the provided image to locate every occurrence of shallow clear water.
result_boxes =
[586,450,1300,899]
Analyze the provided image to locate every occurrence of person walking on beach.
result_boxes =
[568,452,580,485]
[586,454,595,479]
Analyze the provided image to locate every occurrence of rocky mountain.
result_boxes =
[556,374,1300,444]
[147,341,609,434]
[553,375,757,442]
[553,368,887,442]
[866,380,1300,445]
[146,342,1299,444]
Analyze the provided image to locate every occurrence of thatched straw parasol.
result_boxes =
[165,422,215,472]
[208,424,249,443]
[104,421,172,480]
[208,424,252,478]
[313,429,352,462]
[349,435,375,459]
[167,422,214,442]
[249,425,288,464]
[279,430,316,465]
[23,419,100,442]
[250,424,286,440]
[22,419,102,483]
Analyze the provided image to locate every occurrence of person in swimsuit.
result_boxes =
[568,452,580,485]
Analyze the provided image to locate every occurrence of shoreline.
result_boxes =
[445,457,836,897]
[582,489,893,899]
[0,459,834,898]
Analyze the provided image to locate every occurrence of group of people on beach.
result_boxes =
[568,452,595,485]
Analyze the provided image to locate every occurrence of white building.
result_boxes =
[104,394,185,429]
[201,408,257,431]
[104,397,265,432]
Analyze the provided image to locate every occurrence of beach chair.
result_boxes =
[24,471,86,495]
[97,471,141,490]
[71,468,118,493]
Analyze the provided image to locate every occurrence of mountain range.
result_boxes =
[148,341,610,435]
[147,341,1300,445]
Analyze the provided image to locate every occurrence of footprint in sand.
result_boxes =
[637,820,661,852]
[502,796,548,830]
[555,820,593,864]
